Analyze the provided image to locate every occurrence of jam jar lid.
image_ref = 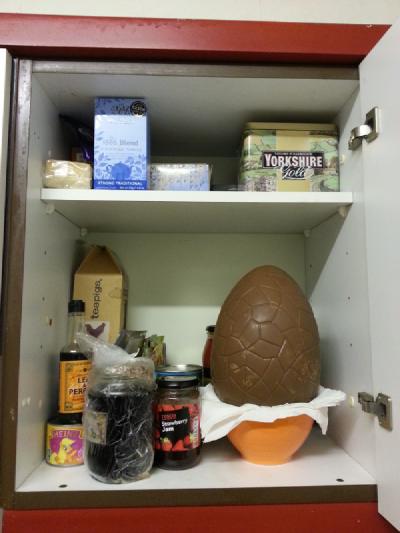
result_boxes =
[155,364,203,380]
[157,375,199,389]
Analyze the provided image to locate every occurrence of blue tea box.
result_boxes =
[94,97,148,190]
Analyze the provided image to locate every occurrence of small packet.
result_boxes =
[142,334,166,367]
[59,115,94,164]
[43,160,92,189]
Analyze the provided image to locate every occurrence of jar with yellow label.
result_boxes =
[46,415,84,467]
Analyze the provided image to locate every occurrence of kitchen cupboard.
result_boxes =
[0,14,399,532]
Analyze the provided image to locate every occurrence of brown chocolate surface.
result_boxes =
[211,266,320,406]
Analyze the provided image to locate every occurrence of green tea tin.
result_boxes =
[239,122,339,192]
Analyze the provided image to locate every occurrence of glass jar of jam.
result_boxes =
[154,376,201,470]
[202,325,215,382]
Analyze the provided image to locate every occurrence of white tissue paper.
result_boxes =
[200,384,346,443]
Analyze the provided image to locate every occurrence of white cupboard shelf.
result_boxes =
[18,431,374,494]
[40,189,353,233]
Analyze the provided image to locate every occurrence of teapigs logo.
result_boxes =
[91,278,103,319]
[262,151,325,180]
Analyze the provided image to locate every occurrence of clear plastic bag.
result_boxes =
[78,333,155,483]
[43,160,92,189]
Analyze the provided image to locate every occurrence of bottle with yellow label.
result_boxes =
[59,300,91,419]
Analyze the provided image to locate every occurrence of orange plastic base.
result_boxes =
[228,415,314,465]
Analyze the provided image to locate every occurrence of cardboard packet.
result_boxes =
[73,246,128,343]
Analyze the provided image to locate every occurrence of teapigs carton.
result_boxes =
[94,98,148,190]
[73,246,128,343]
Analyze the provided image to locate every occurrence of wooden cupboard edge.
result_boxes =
[0,14,390,65]
[0,58,31,509]
[5,503,398,533]
[11,484,377,510]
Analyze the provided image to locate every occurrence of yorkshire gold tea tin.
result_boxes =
[239,122,339,192]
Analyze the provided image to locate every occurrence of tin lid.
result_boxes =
[243,122,337,133]
[156,364,203,376]
[157,375,199,389]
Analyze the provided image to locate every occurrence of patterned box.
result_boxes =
[150,164,210,191]
[94,98,148,190]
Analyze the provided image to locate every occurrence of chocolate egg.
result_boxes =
[211,266,320,406]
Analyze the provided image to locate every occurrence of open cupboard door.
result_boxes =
[358,17,400,531]
[0,48,11,507]
[0,50,11,313]
[0,45,10,508]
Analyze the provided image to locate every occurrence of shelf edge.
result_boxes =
[40,189,354,205]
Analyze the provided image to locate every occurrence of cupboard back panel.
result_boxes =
[88,232,305,364]
[33,67,358,158]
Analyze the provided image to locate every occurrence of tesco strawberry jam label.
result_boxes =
[154,375,201,469]
[155,404,200,454]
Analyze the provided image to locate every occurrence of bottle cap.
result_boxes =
[206,325,215,333]
[68,300,85,313]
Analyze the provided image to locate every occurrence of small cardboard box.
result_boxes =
[94,97,148,190]
[73,246,128,343]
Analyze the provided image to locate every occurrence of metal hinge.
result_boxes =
[358,392,392,430]
[348,107,380,150]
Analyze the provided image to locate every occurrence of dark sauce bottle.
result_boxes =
[45,300,89,466]
[202,325,215,383]
[154,376,201,470]
[58,299,91,422]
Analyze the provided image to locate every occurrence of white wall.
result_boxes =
[88,232,305,365]
[1,0,400,24]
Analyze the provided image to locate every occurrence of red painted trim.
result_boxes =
[3,503,397,533]
[0,13,390,64]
